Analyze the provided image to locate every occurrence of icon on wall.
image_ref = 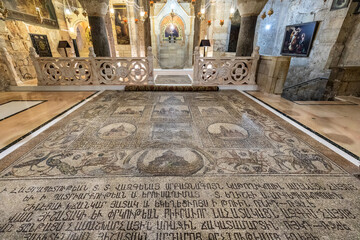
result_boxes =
[114,4,130,45]
[330,0,350,11]
[30,34,52,57]
[280,21,318,57]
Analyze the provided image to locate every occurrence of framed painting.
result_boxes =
[280,21,318,57]
[330,0,350,10]
[30,34,52,57]
[3,0,58,28]
[114,4,130,45]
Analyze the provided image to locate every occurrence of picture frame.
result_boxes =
[330,0,350,11]
[280,21,318,57]
[30,34,52,57]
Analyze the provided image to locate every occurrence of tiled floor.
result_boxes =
[0,90,359,239]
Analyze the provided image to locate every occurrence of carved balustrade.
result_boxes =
[193,46,260,85]
[29,47,154,86]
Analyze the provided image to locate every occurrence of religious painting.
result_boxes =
[280,21,318,57]
[164,24,180,38]
[3,0,58,28]
[30,34,52,57]
[114,4,130,45]
[330,0,350,10]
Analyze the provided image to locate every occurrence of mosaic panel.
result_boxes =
[0,91,346,178]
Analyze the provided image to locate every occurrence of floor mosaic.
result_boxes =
[0,91,347,178]
[1,91,359,240]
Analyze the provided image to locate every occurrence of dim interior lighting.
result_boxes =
[110,8,114,14]
[201,8,205,14]
[65,8,71,15]
[265,24,271,30]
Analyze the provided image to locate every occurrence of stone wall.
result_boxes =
[255,0,348,89]
[256,56,291,94]
[0,0,72,85]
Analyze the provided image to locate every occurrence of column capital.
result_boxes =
[78,0,109,17]
[236,0,268,17]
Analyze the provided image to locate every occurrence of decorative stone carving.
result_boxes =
[31,46,153,86]
[78,0,109,17]
[194,47,260,85]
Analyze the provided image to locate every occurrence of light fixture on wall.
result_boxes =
[229,7,235,19]
[150,1,154,7]
[197,8,205,21]
[140,7,148,22]
[207,20,211,26]
[220,19,224,26]
[35,7,43,23]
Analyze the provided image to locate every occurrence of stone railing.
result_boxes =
[193,47,260,85]
[29,47,154,86]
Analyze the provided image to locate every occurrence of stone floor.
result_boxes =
[155,75,192,85]
[248,91,360,159]
[0,91,359,239]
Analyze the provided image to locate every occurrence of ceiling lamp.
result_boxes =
[261,11,266,19]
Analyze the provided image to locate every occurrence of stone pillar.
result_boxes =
[105,12,116,57]
[193,0,201,51]
[236,0,267,56]
[79,0,111,57]
[142,0,152,55]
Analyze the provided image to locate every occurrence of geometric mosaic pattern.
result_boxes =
[1,91,345,178]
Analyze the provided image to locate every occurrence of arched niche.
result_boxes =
[160,15,185,44]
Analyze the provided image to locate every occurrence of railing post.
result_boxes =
[88,47,99,84]
[147,46,154,85]
[29,47,43,85]
[193,46,200,85]
[249,46,260,85]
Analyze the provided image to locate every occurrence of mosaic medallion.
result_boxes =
[133,148,205,176]
[207,123,249,140]
[97,122,136,140]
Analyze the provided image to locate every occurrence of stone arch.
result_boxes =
[160,15,185,43]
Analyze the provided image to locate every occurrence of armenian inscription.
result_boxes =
[0,176,359,239]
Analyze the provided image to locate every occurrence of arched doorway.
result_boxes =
[158,15,187,69]
[75,21,92,57]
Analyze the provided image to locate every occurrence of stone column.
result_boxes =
[79,0,111,57]
[236,0,267,56]
[142,0,152,55]
[193,0,201,51]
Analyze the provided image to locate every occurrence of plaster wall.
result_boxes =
[255,0,348,88]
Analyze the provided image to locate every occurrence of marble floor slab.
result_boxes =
[0,100,44,121]
[0,91,96,152]
[155,75,192,85]
[0,91,359,239]
[247,91,360,159]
